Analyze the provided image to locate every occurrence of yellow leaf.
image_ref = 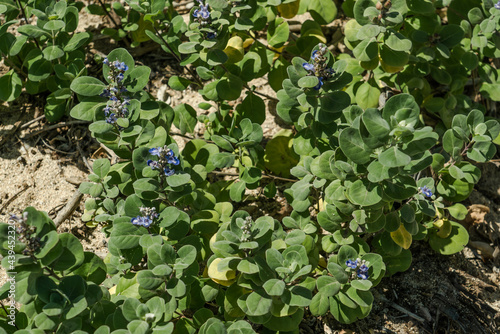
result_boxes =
[390,224,412,249]
[223,36,245,63]
[277,0,300,19]
[433,219,452,238]
[131,16,154,43]
[208,258,237,287]
[318,198,325,212]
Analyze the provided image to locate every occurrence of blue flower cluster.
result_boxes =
[148,146,180,176]
[193,0,210,21]
[240,216,253,242]
[346,258,370,280]
[496,0,500,10]
[192,0,217,39]
[10,212,41,256]
[419,186,433,198]
[302,44,334,90]
[131,207,158,228]
[101,58,130,126]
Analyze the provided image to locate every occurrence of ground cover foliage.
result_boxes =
[1,0,500,333]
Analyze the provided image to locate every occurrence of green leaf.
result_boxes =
[43,19,65,31]
[199,318,227,334]
[267,17,289,48]
[346,287,373,308]
[28,58,52,82]
[298,76,319,88]
[178,42,200,54]
[166,172,191,187]
[70,77,106,96]
[353,38,378,62]
[439,24,464,48]
[382,93,420,125]
[308,0,338,24]
[356,82,380,109]
[216,75,243,101]
[237,93,266,125]
[0,70,22,102]
[339,127,372,164]
[378,147,411,167]
[227,321,256,334]
[124,66,151,92]
[9,35,27,56]
[347,179,383,206]
[64,32,91,52]
[385,31,412,52]
[264,132,298,178]
[310,292,330,316]
[93,158,110,178]
[316,276,341,296]
[362,108,390,139]
[353,0,377,25]
[18,24,50,38]
[168,76,191,91]
[211,153,235,168]
[42,45,64,60]
[446,203,468,220]
[429,221,469,255]
[263,279,285,296]
[173,103,197,134]
[350,279,373,291]
[229,180,246,202]
[207,49,228,66]
[239,291,272,316]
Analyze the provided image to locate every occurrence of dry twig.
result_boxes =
[21,121,90,138]
[374,291,426,323]
[0,184,30,215]
[54,190,84,228]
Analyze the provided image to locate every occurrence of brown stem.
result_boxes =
[44,267,62,280]
[210,170,296,183]
[243,84,279,102]
[15,0,41,49]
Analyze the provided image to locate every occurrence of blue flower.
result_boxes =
[149,147,161,156]
[117,73,124,82]
[167,156,180,166]
[346,259,358,269]
[302,62,314,71]
[194,4,210,19]
[495,0,500,9]
[357,264,369,280]
[313,77,324,90]
[103,57,109,65]
[100,89,110,97]
[106,113,117,124]
[312,50,319,60]
[164,167,175,176]
[419,186,432,198]
[116,62,128,71]
[131,216,153,228]
[147,160,160,170]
